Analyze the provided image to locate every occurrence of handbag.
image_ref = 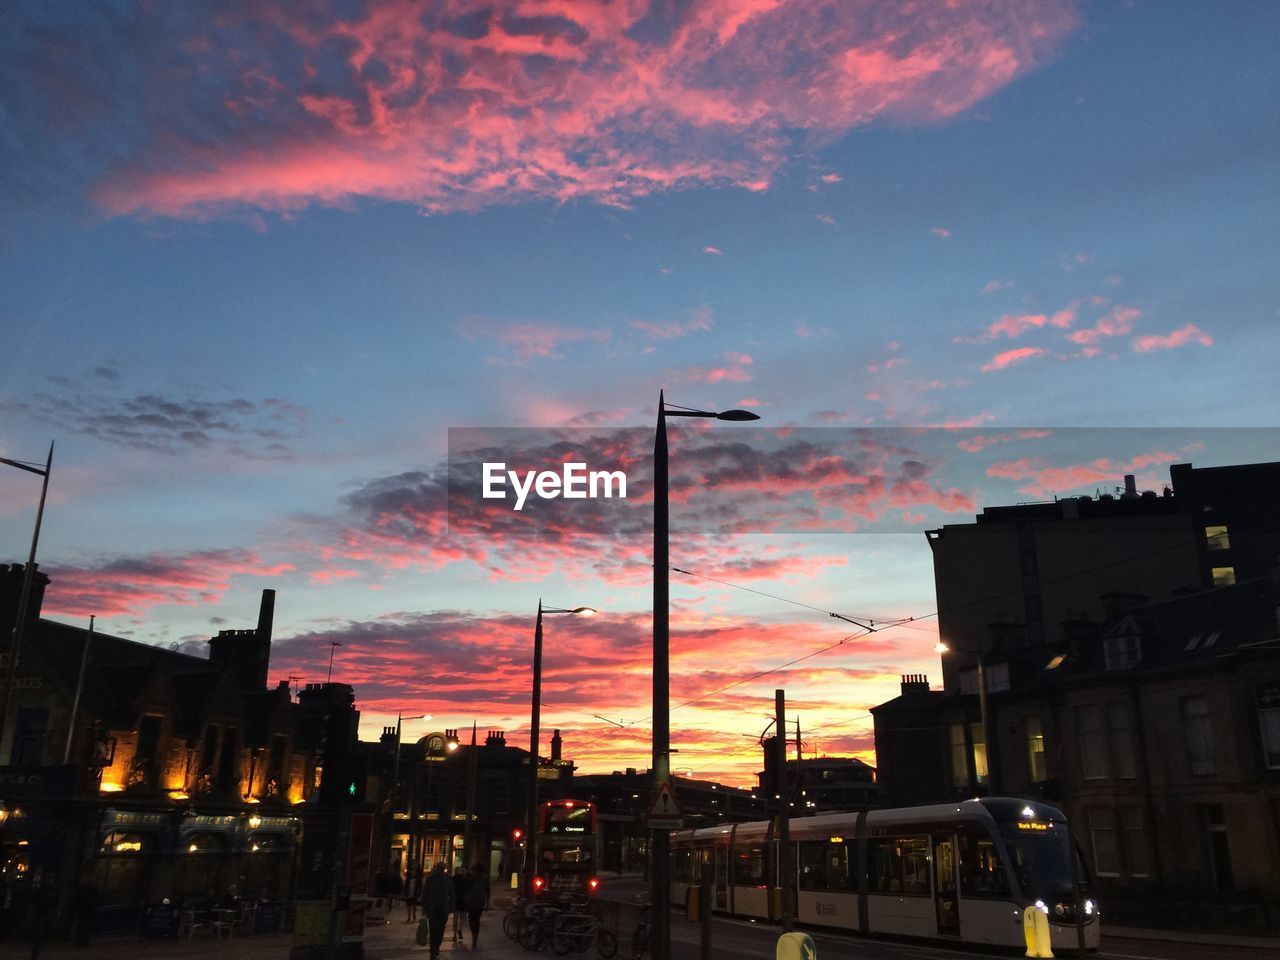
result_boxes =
[415,915,430,946]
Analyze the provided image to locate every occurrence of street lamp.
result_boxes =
[0,442,53,750]
[936,641,996,792]
[393,713,430,804]
[652,392,758,960]
[527,601,595,891]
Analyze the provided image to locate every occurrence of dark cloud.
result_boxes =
[1,375,313,459]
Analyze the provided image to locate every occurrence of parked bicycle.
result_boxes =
[630,896,651,960]
[552,901,617,957]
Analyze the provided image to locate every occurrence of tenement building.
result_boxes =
[873,460,1280,930]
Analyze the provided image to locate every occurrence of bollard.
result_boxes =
[776,931,816,960]
[1022,906,1054,959]
[510,872,520,889]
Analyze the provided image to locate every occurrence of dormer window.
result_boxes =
[1104,633,1142,670]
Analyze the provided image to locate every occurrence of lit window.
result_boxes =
[1211,566,1236,586]
[1204,525,1230,551]
[1026,717,1047,783]
[970,723,988,783]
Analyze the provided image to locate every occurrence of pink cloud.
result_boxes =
[982,279,1013,294]
[457,317,609,363]
[930,226,951,238]
[980,346,1045,373]
[1132,323,1213,353]
[630,307,714,341]
[956,428,1052,453]
[1067,305,1140,346]
[815,213,837,225]
[85,2,1079,218]
[820,173,843,184]
[679,351,754,384]
[866,356,907,373]
[703,245,724,256]
[987,448,1192,498]
[42,549,296,620]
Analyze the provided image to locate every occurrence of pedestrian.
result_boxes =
[404,867,419,923]
[463,864,490,950]
[420,861,454,959]
[451,866,467,943]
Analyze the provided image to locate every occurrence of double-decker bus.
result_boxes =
[533,798,601,895]
[671,797,1099,952]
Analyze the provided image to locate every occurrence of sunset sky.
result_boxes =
[2,1,1278,787]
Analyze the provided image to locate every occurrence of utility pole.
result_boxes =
[775,690,792,932]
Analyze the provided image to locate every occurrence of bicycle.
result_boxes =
[629,896,651,960]
[504,895,530,942]
[551,902,618,957]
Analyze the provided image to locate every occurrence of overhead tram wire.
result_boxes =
[568,534,1209,750]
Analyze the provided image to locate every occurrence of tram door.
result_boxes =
[933,833,960,936]
[713,838,729,910]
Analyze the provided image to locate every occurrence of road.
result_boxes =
[592,879,1277,960]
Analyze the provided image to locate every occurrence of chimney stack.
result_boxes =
[550,729,563,762]
[899,674,930,695]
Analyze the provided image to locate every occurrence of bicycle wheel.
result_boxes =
[597,928,618,958]
[504,908,524,941]
[519,917,544,951]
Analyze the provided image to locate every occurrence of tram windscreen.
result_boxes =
[997,820,1075,903]
[543,805,594,834]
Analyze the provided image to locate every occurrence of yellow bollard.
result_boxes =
[1033,908,1054,958]
[776,931,817,960]
[510,872,520,890]
[1022,906,1054,958]
[686,886,699,922]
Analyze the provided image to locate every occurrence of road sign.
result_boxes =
[645,781,684,830]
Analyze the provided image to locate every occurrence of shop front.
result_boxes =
[93,809,172,936]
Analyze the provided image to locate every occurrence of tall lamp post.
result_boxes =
[527,601,595,890]
[936,640,997,792]
[652,392,758,960]
[0,442,53,751]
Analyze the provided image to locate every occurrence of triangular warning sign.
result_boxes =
[648,781,682,818]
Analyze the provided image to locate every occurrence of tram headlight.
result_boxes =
[1084,899,1096,916]
[1033,899,1049,914]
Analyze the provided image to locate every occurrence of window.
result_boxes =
[9,706,48,766]
[798,840,850,891]
[949,723,968,788]
[1026,716,1047,783]
[1211,566,1236,586]
[1077,705,1108,780]
[734,842,767,886]
[1256,683,1280,770]
[958,826,1010,898]
[970,722,988,784]
[1104,633,1142,670]
[867,837,930,895]
[1182,696,1215,775]
[1119,806,1148,877]
[1107,704,1137,779]
[1088,807,1119,876]
[1204,525,1230,551]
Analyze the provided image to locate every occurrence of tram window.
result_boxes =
[958,828,1010,899]
[735,842,767,886]
[673,845,692,883]
[867,837,930,895]
[798,840,849,890]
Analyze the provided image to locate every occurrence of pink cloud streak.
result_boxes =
[88,1,1079,218]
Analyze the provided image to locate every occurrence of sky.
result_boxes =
[1,1,1278,788]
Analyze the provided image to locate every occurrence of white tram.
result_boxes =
[671,797,1099,952]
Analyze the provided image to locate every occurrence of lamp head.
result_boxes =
[570,606,597,616]
[715,409,761,421]
[935,641,950,654]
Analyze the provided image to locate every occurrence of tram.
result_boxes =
[671,797,1099,952]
